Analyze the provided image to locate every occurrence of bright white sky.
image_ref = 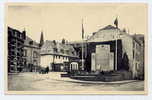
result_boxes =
[7,3,147,43]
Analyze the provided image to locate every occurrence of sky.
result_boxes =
[6,3,147,43]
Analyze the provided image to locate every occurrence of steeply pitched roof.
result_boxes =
[40,40,78,57]
[24,36,40,48]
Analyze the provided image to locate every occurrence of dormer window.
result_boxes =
[33,51,38,58]
[60,49,64,54]
[93,32,96,35]
[53,48,58,53]
[29,41,33,45]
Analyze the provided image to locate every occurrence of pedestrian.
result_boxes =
[46,66,49,74]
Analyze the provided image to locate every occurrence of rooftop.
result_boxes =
[40,40,78,57]
[99,25,118,31]
[24,36,40,48]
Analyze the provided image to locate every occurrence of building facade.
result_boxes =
[86,25,144,79]
[40,40,79,71]
[8,27,26,73]
[23,36,41,72]
[132,35,144,79]
[69,41,88,70]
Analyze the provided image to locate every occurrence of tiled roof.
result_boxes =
[24,36,40,48]
[40,40,78,57]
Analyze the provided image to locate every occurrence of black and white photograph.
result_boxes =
[5,3,147,94]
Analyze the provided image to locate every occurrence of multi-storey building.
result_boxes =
[69,25,144,79]
[23,36,41,72]
[85,25,144,79]
[40,40,79,71]
[132,34,144,79]
[8,27,26,73]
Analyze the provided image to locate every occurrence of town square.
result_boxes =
[6,3,146,94]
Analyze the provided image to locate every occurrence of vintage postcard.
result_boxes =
[5,3,148,94]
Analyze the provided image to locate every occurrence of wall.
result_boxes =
[86,40,122,72]
[87,27,140,78]
[8,27,25,72]
[95,44,113,71]
[23,46,40,72]
[91,53,96,71]
[132,40,144,79]
[40,55,53,68]
[40,54,70,70]
[121,35,133,69]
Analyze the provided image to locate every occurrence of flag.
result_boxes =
[82,19,84,39]
[114,17,118,28]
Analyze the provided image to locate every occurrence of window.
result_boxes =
[48,50,51,52]
[72,51,75,55]
[29,41,33,45]
[53,48,58,53]
[135,63,138,70]
[133,50,134,59]
[23,49,27,57]
[24,59,27,66]
[60,49,64,54]
[66,50,69,54]
[33,51,38,58]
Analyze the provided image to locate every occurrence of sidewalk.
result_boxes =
[57,78,140,84]
[48,72,141,84]
[9,72,141,84]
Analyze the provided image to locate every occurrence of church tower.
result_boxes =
[39,31,44,47]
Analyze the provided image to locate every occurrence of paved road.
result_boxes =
[8,72,144,91]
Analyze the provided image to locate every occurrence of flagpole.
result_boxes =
[115,29,117,71]
[114,17,118,71]
[82,19,84,71]
[82,37,84,70]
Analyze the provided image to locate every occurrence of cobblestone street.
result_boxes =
[8,72,144,91]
